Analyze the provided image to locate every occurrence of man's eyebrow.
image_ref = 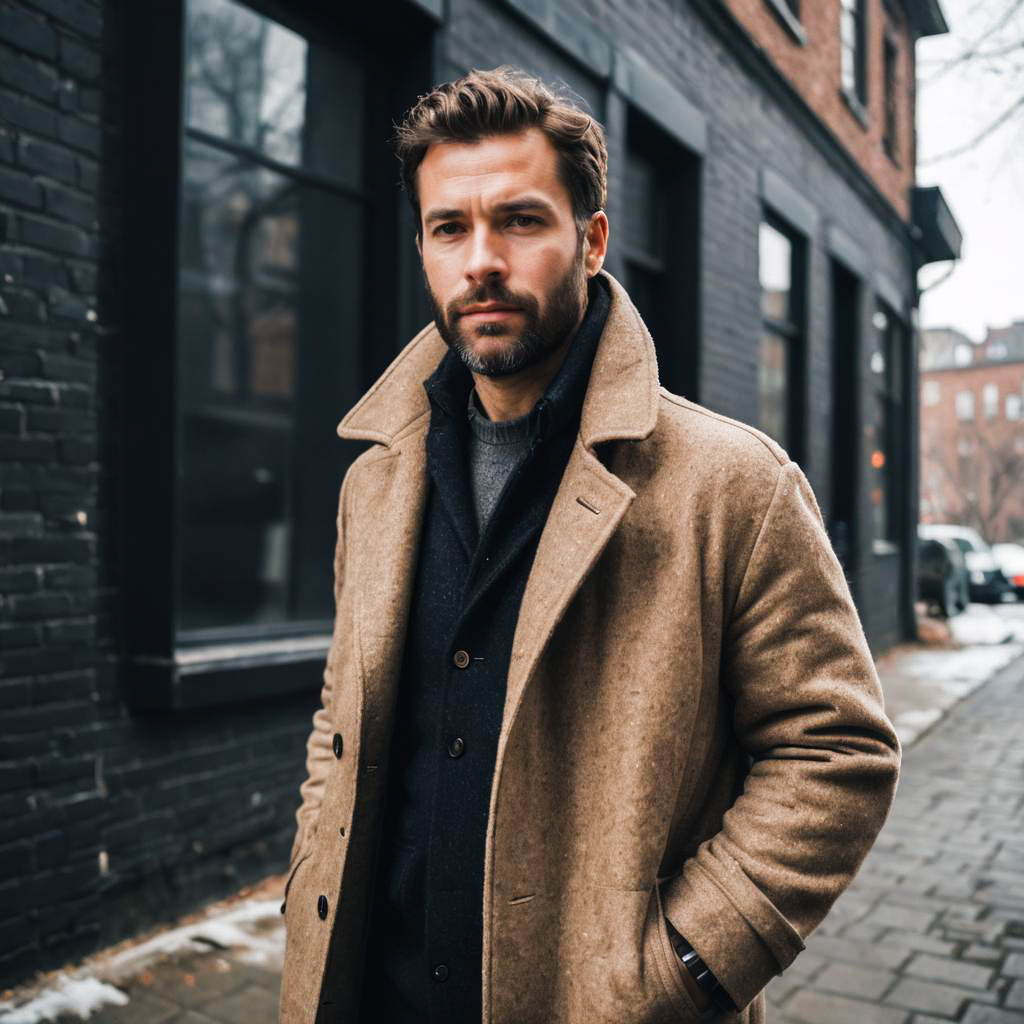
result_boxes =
[424,208,466,227]
[494,197,557,217]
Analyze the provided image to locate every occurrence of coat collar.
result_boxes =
[336,270,660,450]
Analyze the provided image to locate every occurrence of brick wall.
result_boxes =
[722,0,916,220]
[0,0,316,985]
[921,361,1024,542]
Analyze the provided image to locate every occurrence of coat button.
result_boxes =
[433,963,449,982]
[317,894,328,919]
[447,737,465,758]
[453,649,470,669]
[332,733,343,758]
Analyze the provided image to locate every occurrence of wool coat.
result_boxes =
[279,270,901,1024]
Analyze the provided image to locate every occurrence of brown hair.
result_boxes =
[394,66,608,237]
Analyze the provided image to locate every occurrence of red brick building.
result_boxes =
[920,323,1024,543]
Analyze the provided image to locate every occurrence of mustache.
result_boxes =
[447,284,538,318]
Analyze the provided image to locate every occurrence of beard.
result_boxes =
[426,253,588,378]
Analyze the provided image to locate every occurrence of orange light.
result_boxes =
[871,451,886,469]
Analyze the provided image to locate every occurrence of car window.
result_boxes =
[952,538,972,554]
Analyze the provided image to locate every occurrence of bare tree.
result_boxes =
[919,0,1024,163]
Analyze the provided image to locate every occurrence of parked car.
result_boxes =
[993,543,1024,600]
[916,536,970,618]
[918,524,1016,603]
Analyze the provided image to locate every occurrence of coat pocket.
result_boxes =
[643,880,706,1023]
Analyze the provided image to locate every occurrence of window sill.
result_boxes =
[122,635,331,709]
[872,539,900,557]
[763,0,806,44]
[840,87,870,130]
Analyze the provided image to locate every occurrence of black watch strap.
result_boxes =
[666,923,737,1013]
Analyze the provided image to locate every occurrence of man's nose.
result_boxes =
[464,226,508,286]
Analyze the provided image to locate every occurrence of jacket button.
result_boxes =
[433,963,449,982]
[453,649,470,669]
[332,733,343,758]
[317,894,328,919]
[447,737,465,758]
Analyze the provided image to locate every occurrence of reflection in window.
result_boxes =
[840,0,867,105]
[178,0,367,635]
[758,219,803,453]
[869,305,904,544]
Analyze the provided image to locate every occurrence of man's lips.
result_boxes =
[458,305,522,320]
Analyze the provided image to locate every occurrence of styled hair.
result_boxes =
[394,66,608,237]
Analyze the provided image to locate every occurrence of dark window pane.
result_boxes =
[759,330,788,447]
[177,137,364,633]
[185,0,365,187]
[622,151,663,263]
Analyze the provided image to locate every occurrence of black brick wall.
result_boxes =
[0,0,917,986]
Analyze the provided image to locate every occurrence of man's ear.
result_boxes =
[584,211,609,277]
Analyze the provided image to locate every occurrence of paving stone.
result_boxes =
[1005,980,1024,1010]
[963,943,1003,963]
[866,904,938,934]
[201,984,279,1024]
[783,990,909,1024]
[905,953,995,990]
[85,990,179,1024]
[885,978,974,1017]
[815,961,897,999]
[1003,952,1024,977]
[962,1006,1024,1024]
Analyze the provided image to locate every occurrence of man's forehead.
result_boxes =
[418,129,569,209]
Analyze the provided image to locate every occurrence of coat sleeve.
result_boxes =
[288,469,353,867]
[661,459,901,1011]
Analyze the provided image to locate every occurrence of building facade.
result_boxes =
[920,324,1024,543]
[0,0,958,986]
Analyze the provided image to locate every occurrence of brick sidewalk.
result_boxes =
[766,652,1024,1023]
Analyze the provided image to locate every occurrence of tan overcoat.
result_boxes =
[279,271,901,1024]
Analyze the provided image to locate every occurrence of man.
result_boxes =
[279,67,900,1024]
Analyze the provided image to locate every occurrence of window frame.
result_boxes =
[117,0,435,708]
[839,0,869,123]
[757,211,808,463]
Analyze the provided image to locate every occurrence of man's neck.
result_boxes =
[471,311,585,423]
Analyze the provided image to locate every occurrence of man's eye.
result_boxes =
[508,215,539,228]
[434,223,463,236]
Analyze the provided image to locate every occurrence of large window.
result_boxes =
[868,305,905,545]
[118,0,434,704]
[177,0,370,636]
[758,218,805,456]
[840,0,868,109]
[955,390,975,422]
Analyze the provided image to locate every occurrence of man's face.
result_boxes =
[416,128,597,378]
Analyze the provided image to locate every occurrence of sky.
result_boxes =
[915,0,1024,343]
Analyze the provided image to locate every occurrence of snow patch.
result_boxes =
[0,976,128,1024]
[0,899,285,1023]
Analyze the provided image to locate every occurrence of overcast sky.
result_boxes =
[916,0,1024,343]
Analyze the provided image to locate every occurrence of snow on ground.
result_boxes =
[889,604,1024,747]
[0,898,285,1024]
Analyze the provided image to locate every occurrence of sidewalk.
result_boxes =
[3,607,1023,1024]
